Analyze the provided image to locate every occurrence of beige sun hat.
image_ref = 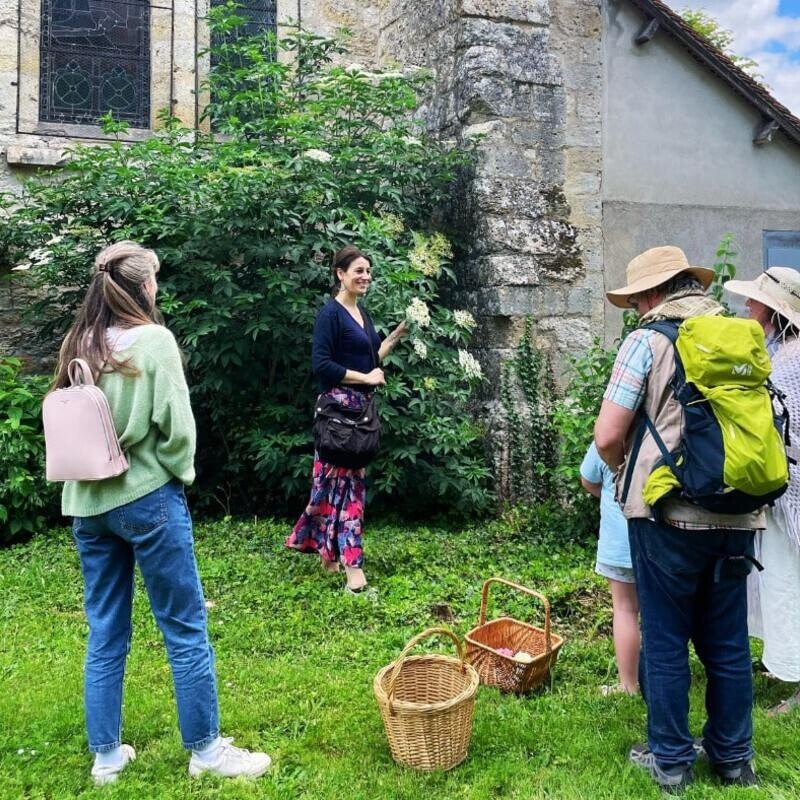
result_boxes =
[724,267,800,330]
[606,246,715,309]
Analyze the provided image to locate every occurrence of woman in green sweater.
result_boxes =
[56,241,270,785]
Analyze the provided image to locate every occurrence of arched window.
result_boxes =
[39,0,151,128]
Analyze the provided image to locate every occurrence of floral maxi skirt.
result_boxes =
[284,387,367,568]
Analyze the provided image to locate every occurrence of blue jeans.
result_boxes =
[629,519,755,769]
[73,480,219,752]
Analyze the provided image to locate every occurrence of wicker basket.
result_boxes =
[465,577,565,694]
[374,627,480,771]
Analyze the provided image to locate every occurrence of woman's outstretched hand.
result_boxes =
[364,368,386,386]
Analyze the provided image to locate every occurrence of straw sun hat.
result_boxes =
[725,267,800,331]
[606,246,715,309]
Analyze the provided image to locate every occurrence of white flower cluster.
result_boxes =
[408,232,453,278]
[405,297,431,328]
[412,338,428,359]
[14,246,53,271]
[458,349,483,380]
[453,309,476,329]
[304,148,332,163]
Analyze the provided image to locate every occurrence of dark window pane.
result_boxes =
[209,0,277,69]
[39,0,151,128]
[764,231,800,271]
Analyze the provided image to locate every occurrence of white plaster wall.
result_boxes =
[602,0,800,342]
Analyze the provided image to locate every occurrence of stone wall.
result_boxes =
[378,0,604,498]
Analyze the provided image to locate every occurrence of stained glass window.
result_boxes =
[39,0,151,128]
[210,0,277,68]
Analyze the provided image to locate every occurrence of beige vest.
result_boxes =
[616,329,765,530]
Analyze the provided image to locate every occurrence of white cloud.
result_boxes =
[670,1,800,114]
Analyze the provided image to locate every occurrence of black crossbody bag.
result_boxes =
[312,308,382,468]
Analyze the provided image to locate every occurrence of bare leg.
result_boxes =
[610,578,640,694]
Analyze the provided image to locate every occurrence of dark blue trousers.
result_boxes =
[628,518,755,769]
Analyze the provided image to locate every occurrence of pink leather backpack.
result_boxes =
[42,358,129,481]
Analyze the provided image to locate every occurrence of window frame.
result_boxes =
[763,230,800,271]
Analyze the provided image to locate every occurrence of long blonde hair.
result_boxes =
[53,241,162,388]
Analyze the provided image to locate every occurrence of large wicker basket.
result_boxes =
[373,627,480,771]
[465,578,565,694]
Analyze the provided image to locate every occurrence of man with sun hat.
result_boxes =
[595,246,763,791]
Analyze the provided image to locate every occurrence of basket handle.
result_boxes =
[385,627,466,707]
[478,577,552,654]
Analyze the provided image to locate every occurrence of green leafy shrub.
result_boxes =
[4,14,491,517]
[0,358,58,542]
[551,339,617,539]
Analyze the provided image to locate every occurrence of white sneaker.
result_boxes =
[188,737,271,779]
[91,744,136,786]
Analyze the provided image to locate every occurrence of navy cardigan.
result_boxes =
[312,299,381,392]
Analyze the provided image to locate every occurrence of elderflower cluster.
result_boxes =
[379,212,405,236]
[303,148,332,163]
[408,232,453,278]
[412,338,428,359]
[453,309,476,329]
[405,297,431,328]
[458,349,483,380]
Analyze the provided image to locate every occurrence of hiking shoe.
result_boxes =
[629,744,693,794]
[188,737,271,779]
[91,744,136,786]
[712,760,758,787]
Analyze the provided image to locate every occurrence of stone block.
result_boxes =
[480,254,541,286]
[476,285,567,317]
[461,0,550,25]
[472,178,549,218]
[455,76,564,125]
[473,314,533,348]
[474,144,533,180]
[458,41,560,86]
[5,146,69,166]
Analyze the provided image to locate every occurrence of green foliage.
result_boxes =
[3,521,798,798]
[709,232,738,311]
[681,9,764,83]
[0,358,58,542]
[553,339,615,482]
[500,319,558,504]
[3,14,491,517]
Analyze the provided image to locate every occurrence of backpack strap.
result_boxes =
[618,320,682,507]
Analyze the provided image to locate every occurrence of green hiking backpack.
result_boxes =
[621,316,790,515]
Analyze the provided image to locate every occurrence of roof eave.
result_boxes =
[627,0,800,148]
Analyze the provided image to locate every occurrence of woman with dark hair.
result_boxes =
[285,245,406,593]
[58,241,271,784]
[726,267,800,715]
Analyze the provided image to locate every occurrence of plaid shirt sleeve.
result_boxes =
[603,329,654,411]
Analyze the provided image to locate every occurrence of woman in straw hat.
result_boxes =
[726,267,800,715]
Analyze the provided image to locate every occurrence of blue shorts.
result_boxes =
[596,561,635,583]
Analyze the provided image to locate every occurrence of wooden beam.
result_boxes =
[635,17,660,45]
[754,118,780,145]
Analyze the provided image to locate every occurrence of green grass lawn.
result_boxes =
[1,519,798,799]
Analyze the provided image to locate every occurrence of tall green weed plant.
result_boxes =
[0,358,58,543]
[3,12,491,517]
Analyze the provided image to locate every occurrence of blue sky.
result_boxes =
[669,1,800,114]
